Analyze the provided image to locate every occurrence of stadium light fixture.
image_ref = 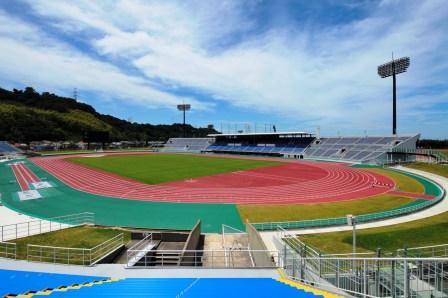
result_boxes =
[177,104,191,137]
[377,56,410,135]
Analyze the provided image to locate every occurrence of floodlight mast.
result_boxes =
[377,56,410,136]
[177,104,191,137]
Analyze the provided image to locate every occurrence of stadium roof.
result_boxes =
[208,131,313,137]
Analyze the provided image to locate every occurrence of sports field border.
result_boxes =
[252,168,445,230]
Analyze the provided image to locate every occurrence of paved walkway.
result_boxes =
[260,166,448,251]
[0,205,38,226]
[0,258,278,278]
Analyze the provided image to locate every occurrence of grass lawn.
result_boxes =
[365,168,424,193]
[10,226,131,260]
[300,211,448,254]
[404,162,448,178]
[69,154,282,184]
[238,195,414,223]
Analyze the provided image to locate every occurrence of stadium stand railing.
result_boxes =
[161,138,215,153]
[397,243,448,258]
[126,248,279,268]
[0,212,95,242]
[253,169,445,231]
[27,233,124,266]
[277,227,448,298]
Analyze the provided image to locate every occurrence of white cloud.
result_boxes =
[4,0,448,136]
[0,10,212,111]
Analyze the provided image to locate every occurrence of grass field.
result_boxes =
[10,226,131,260]
[69,154,282,184]
[300,211,448,254]
[238,195,414,222]
[365,168,424,193]
[404,162,448,178]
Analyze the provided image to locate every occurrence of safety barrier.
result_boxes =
[253,169,445,231]
[0,212,95,242]
[278,227,448,297]
[27,233,123,266]
[397,243,448,258]
[126,249,279,268]
[0,242,16,259]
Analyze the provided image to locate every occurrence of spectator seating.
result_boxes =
[0,269,106,297]
[45,277,324,297]
[206,138,313,156]
[304,136,415,163]
[0,142,20,154]
[161,138,215,153]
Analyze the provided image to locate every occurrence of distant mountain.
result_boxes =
[0,87,217,143]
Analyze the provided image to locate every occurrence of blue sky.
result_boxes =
[0,0,447,138]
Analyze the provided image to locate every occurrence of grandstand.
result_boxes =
[161,138,215,153]
[0,141,22,161]
[202,132,420,164]
[0,141,20,154]
[205,132,314,157]
[304,134,419,164]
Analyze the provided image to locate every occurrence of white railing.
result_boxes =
[0,241,16,259]
[126,249,279,268]
[126,233,157,267]
[0,212,95,242]
[397,243,448,258]
[284,256,448,298]
[27,233,123,266]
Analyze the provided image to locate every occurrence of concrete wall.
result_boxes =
[179,220,201,266]
[246,223,275,267]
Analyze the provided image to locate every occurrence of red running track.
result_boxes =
[11,163,41,191]
[30,154,396,204]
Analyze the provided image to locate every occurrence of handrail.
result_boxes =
[0,212,95,242]
[27,233,123,266]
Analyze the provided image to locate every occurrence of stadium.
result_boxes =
[1,1,448,298]
[1,128,448,297]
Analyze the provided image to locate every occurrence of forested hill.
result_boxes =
[0,87,217,143]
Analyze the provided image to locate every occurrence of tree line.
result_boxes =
[0,87,217,143]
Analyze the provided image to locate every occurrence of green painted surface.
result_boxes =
[0,160,244,233]
[390,168,443,197]
[69,154,281,184]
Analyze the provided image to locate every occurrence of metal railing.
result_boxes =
[284,256,448,298]
[397,244,448,258]
[0,241,16,259]
[0,212,95,242]
[278,227,448,297]
[126,233,156,267]
[127,249,279,268]
[27,233,123,266]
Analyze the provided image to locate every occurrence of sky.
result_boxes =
[0,0,447,139]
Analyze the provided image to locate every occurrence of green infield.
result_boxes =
[10,226,131,260]
[238,195,414,223]
[69,154,282,184]
[300,211,448,254]
[404,162,448,178]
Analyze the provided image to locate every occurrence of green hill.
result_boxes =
[0,87,216,142]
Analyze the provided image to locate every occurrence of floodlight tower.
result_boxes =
[377,55,410,136]
[177,103,191,137]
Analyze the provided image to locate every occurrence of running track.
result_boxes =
[11,163,41,191]
[30,154,397,204]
